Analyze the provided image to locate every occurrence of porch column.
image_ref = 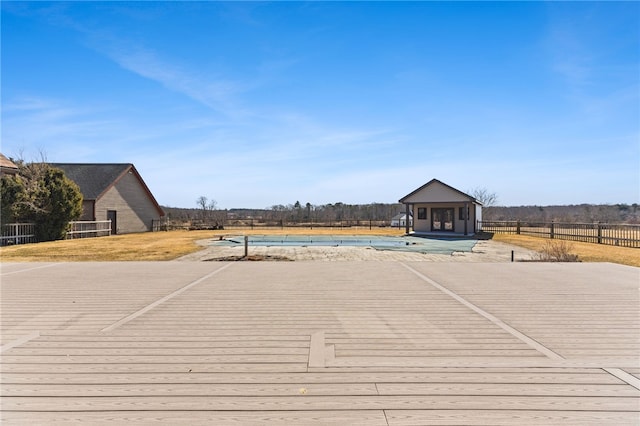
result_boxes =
[405,203,411,235]
[464,202,469,236]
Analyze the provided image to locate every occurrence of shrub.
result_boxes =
[533,240,580,262]
[0,174,26,224]
[1,162,83,241]
[29,166,83,241]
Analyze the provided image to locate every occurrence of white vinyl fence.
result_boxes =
[0,223,36,246]
[66,220,112,239]
[1,220,112,246]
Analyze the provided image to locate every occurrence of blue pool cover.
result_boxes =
[211,235,477,255]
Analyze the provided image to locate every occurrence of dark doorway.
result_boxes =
[431,208,454,232]
[107,210,117,235]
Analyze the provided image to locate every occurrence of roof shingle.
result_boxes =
[51,163,132,200]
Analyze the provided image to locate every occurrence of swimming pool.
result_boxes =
[211,235,477,255]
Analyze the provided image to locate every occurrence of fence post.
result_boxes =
[597,222,602,244]
[516,220,521,235]
[550,221,555,239]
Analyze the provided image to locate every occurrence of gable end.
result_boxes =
[399,179,481,205]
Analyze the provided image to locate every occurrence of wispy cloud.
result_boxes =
[16,3,259,119]
[542,3,640,130]
[545,15,594,89]
[2,97,118,158]
[131,117,407,207]
[104,43,252,118]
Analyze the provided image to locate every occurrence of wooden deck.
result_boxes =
[1,261,639,424]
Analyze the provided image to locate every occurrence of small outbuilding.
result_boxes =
[390,212,413,228]
[52,163,164,235]
[399,179,482,236]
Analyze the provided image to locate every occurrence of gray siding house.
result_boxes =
[52,163,164,234]
[399,179,482,235]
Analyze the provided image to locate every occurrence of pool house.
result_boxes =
[399,179,482,236]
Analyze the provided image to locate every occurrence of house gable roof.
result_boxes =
[52,163,131,200]
[399,178,482,205]
[51,163,164,216]
[0,153,19,173]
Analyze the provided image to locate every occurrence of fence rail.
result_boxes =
[479,220,640,248]
[1,223,36,246]
[66,220,111,239]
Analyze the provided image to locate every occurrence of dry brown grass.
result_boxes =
[4,228,637,266]
[0,227,406,262]
[492,233,640,267]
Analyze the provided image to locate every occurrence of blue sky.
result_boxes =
[2,1,639,209]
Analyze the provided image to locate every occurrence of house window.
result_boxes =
[459,206,470,220]
[418,208,427,220]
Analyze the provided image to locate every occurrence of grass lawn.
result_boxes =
[0,227,406,262]
[1,228,638,266]
[492,233,640,268]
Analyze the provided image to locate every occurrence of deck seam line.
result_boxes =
[382,407,390,426]
[0,331,40,353]
[399,262,565,360]
[1,263,62,276]
[603,368,640,390]
[308,331,326,368]
[101,263,234,332]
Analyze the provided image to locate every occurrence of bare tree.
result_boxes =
[196,196,209,220]
[468,187,498,206]
[196,196,217,220]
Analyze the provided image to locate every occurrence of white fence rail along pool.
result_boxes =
[66,220,111,239]
[0,223,36,246]
[1,220,112,246]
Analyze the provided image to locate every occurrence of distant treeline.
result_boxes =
[161,202,639,225]
[162,202,404,225]
[485,204,639,224]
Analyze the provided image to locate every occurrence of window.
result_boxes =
[459,206,470,220]
[418,208,427,220]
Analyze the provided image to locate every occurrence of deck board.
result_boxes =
[1,369,623,384]
[1,261,638,424]
[385,410,640,425]
[4,394,639,411]
[3,382,637,397]
[0,411,389,425]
